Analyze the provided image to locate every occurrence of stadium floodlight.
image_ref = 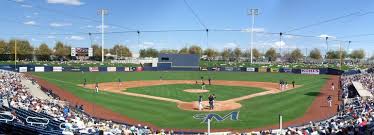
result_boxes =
[248,9,259,64]
[98,9,108,64]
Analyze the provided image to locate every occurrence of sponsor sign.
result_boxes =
[53,67,62,72]
[107,67,116,72]
[270,68,279,73]
[35,67,45,72]
[89,67,99,72]
[193,111,239,123]
[283,68,292,73]
[19,67,27,72]
[71,68,81,72]
[301,69,320,74]
[224,67,234,71]
[258,67,267,72]
[124,67,130,72]
[136,67,143,72]
[246,67,255,72]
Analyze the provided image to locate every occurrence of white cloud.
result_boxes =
[223,42,239,48]
[25,15,32,18]
[96,24,109,29]
[31,38,40,42]
[24,21,36,25]
[47,35,56,39]
[21,4,32,8]
[139,41,154,49]
[318,34,336,39]
[47,0,84,6]
[80,25,93,29]
[14,0,24,2]
[241,27,265,33]
[283,35,295,39]
[70,35,85,40]
[272,41,296,49]
[33,12,39,15]
[50,22,72,27]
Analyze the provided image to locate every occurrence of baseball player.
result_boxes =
[208,77,212,85]
[327,95,332,107]
[198,95,203,111]
[95,82,99,93]
[201,82,206,90]
[200,76,204,83]
[208,95,214,110]
[118,78,122,86]
[331,83,335,91]
[83,78,87,87]
[292,80,295,88]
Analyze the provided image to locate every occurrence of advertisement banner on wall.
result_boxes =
[246,67,255,72]
[258,67,267,72]
[270,68,279,72]
[301,69,320,74]
[89,67,99,72]
[19,67,27,72]
[283,68,292,73]
[53,67,63,72]
[136,67,143,72]
[107,67,116,72]
[124,67,130,72]
[224,67,234,71]
[35,67,45,72]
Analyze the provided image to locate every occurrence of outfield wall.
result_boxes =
[0,64,343,75]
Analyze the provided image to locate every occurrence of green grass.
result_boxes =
[32,71,328,130]
[126,84,264,102]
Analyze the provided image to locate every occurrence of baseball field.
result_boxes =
[31,71,330,130]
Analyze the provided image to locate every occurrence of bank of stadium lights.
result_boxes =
[248,9,259,64]
[98,9,108,64]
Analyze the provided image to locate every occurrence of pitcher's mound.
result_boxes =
[183,89,209,93]
[177,101,241,112]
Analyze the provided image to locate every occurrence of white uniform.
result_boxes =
[95,86,99,93]
[198,101,202,110]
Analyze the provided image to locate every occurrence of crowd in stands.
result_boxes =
[275,68,374,135]
[0,70,175,135]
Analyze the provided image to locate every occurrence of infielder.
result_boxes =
[201,82,206,90]
[118,78,121,86]
[327,95,332,107]
[331,83,335,91]
[95,82,99,93]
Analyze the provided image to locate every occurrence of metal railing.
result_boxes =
[26,116,49,126]
[0,112,15,123]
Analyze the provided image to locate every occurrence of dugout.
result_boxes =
[157,54,200,70]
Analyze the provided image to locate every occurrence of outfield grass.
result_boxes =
[126,84,265,102]
[32,71,328,130]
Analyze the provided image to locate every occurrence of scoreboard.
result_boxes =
[71,48,93,57]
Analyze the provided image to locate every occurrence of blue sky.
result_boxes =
[1,0,374,56]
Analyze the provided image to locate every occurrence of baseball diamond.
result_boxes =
[30,71,335,131]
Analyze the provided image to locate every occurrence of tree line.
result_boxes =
[0,39,132,61]
[140,45,367,62]
[0,39,367,62]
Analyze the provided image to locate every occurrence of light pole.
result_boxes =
[279,32,283,61]
[98,9,108,64]
[248,9,259,64]
[14,40,17,71]
[325,36,329,59]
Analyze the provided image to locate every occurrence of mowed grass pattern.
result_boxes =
[126,84,265,102]
[32,71,328,129]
